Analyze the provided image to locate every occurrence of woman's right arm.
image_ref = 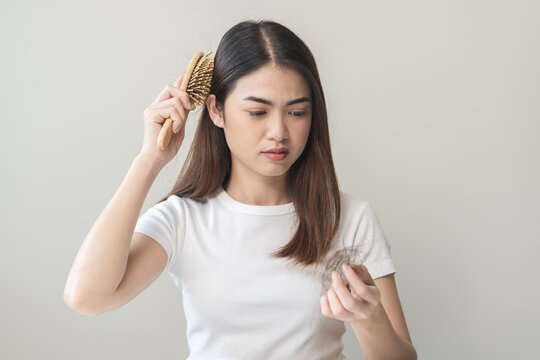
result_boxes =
[63,154,163,315]
[64,70,192,315]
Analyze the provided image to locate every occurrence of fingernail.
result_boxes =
[342,264,349,272]
[332,271,337,280]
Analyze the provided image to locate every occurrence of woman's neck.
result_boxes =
[223,179,292,205]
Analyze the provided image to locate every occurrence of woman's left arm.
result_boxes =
[320,264,417,360]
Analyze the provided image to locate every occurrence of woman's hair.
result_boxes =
[156,19,341,269]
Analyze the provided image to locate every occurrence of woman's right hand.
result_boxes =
[138,70,192,168]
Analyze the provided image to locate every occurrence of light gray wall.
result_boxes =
[1,0,539,359]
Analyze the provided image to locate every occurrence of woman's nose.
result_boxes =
[266,114,288,140]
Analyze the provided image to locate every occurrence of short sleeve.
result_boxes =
[352,202,396,279]
[134,195,183,273]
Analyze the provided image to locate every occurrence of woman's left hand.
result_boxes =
[320,263,383,325]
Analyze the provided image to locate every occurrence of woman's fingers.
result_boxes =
[154,107,182,128]
[343,265,379,304]
[148,82,192,134]
[320,293,331,315]
[350,264,375,286]
[152,97,187,125]
[331,271,362,311]
[153,92,189,112]
[148,70,192,135]
[151,70,192,108]
[152,84,192,109]
[327,281,355,316]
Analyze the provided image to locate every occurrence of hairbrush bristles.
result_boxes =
[185,51,214,109]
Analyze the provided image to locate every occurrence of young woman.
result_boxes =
[64,20,417,360]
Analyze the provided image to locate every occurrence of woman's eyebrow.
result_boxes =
[242,96,311,106]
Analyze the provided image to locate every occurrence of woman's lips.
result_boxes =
[263,152,288,161]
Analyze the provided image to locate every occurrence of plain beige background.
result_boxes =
[1,0,539,359]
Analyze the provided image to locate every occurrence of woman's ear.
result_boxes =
[205,94,224,129]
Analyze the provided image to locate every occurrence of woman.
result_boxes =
[64,20,417,360]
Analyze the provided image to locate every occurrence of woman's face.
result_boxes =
[206,64,312,182]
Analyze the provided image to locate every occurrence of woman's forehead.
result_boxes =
[230,67,310,103]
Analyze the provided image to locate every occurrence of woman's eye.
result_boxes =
[248,111,266,117]
[290,111,306,117]
[247,111,306,117]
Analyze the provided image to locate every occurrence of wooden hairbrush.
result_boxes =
[157,50,215,150]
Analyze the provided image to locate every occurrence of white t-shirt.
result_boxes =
[134,185,396,360]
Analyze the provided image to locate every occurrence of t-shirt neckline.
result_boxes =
[215,184,295,215]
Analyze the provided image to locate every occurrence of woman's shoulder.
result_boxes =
[157,192,215,215]
[159,193,206,207]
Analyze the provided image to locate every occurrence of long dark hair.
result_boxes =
[157,19,341,269]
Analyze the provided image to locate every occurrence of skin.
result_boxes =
[205,63,312,206]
